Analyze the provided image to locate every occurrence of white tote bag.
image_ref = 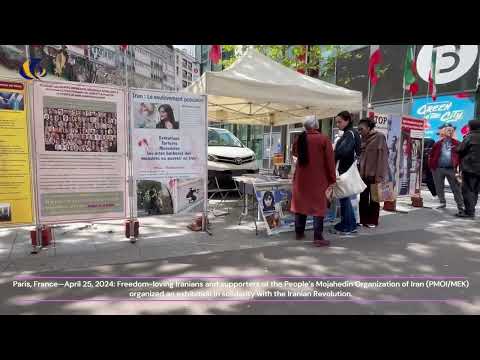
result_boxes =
[332,160,367,199]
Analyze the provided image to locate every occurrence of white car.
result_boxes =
[208,127,258,185]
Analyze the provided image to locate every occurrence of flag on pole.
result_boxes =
[209,45,222,64]
[428,47,437,101]
[119,45,128,52]
[296,45,308,74]
[403,45,419,96]
[368,45,382,86]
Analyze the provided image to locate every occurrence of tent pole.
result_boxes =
[268,124,273,171]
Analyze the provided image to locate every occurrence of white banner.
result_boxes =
[130,89,207,217]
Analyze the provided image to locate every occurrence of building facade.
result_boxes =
[0,45,176,91]
[174,48,200,91]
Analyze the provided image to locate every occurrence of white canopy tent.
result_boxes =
[184,47,363,127]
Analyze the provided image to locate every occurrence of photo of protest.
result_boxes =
[43,107,118,152]
[0,91,24,111]
[134,102,179,129]
[0,203,12,222]
[136,180,174,216]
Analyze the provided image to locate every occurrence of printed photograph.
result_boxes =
[176,178,204,214]
[399,131,412,196]
[134,102,179,129]
[136,180,174,216]
[0,203,12,222]
[43,107,118,152]
[0,91,24,111]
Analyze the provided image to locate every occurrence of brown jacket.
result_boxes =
[359,130,389,181]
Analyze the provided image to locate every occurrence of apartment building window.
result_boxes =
[176,66,179,75]
[182,59,187,68]
[187,62,192,70]
[182,80,188,88]
[182,70,187,78]
[187,73,192,81]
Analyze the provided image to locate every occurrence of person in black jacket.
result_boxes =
[456,120,480,218]
[330,111,361,235]
[422,138,437,197]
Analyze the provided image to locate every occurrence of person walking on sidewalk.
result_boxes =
[456,119,480,219]
[357,118,389,228]
[428,124,464,212]
[329,111,361,235]
[291,116,336,247]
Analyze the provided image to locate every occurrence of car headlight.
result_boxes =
[208,155,217,162]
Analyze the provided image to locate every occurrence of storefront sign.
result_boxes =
[0,79,34,225]
[410,94,475,141]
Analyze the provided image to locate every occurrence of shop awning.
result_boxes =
[184,47,363,126]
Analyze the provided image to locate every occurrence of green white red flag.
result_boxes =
[403,45,419,96]
[209,45,222,64]
[368,45,382,86]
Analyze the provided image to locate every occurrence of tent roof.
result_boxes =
[184,47,363,126]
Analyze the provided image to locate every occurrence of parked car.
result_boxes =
[208,127,258,189]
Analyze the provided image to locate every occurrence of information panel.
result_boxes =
[0,79,33,225]
[32,81,128,223]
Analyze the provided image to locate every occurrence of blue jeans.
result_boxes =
[335,197,357,232]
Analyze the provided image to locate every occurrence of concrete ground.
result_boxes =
[1,189,479,314]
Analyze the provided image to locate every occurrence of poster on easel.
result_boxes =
[398,116,425,197]
[254,183,337,236]
[32,80,128,224]
[130,88,207,217]
[0,79,34,225]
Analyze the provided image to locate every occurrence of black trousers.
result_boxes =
[295,214,324,240]
[359,178,380,226]
[462,171,480,216]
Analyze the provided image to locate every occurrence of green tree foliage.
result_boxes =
[220,45,351,81]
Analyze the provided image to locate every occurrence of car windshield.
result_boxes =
[208,129,243,147]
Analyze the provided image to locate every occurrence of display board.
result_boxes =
[32,81,128,224]
[398,116,425,197]
[130,89,207,217]
[0,79,34,225]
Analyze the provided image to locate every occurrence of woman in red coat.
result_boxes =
[291,116,336,247]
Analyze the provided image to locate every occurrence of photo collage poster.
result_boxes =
[130,89,206,217]
[32,80,128,224]
[0,79,33,225]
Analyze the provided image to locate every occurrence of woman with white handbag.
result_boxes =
[329,111,363,235]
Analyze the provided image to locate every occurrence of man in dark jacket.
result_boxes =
[456,120,480,218]
[428,124,464,211]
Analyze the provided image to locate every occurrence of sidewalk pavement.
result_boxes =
[0,189,477,278]
[0,187,479,314]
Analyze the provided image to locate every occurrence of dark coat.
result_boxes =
[291,130,336,217]
[334,125,361,175]
[457,129,480,174]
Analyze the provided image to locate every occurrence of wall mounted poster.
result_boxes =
[0,79,33,225]
[32,81,128,224]
[398,116,425,197]
[130,89,207,216]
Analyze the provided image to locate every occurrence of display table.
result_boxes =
[233,173,338,236]
[233,174,292,236]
